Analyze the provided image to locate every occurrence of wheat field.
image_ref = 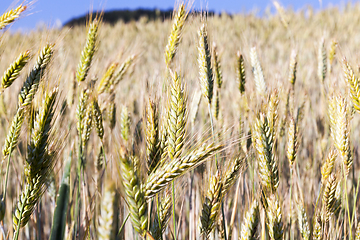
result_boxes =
[1,1,360,240]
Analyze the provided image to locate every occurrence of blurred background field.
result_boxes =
[1,1,360,240]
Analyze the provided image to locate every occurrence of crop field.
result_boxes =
[1,1,360,240]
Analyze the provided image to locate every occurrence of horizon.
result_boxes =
[0,0,355,31]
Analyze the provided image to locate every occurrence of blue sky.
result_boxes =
[0,0,352,31]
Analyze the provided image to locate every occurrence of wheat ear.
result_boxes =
[332,95,352,176]
[164,4,187,66]
[200,171,223,239]
[1,45,53,178]
[312,216,322,240]
[13,89,57,237]
[213,43,222,89]
[119,148,148,237]
[97,62,118,94]
[151,191,172,240]
[267,90,279,132]
[321,150,337,184]
[322,173,338,222]
[296,202,310,240]
[109,55,135,92]
[167,71,187,160]
[237,51,246,94]
[198,23,213,105]
[317,38,327,83]
[81,104,93,149]
[0,4,26,30]
[98,184,119,240]
[343,58,360,112]
[266,194,283,240]
[287,117,298,166]
[222,155,244,196]
[145,142,222,199]
[76,88,89,136]
[92,97,104,140]
[146,99,161,173]
[240,199,259,240]
[18,44,54,107]
[76,19,98,82]
[120,105,131,142]
[250,47,266,97]
[328,40,337,73]
[1,50,30,92]
[288,49,297,88]
[107,94,116,130]
[212,43,222,120]
[355,221,360,240]
[254,114,279,193]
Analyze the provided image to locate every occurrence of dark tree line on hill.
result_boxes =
[64,8,217,27]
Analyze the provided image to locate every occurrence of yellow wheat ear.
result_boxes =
[76,19,99,83]
[0,4,27,30]
[198,23,213,105]
[165,4,188,67]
